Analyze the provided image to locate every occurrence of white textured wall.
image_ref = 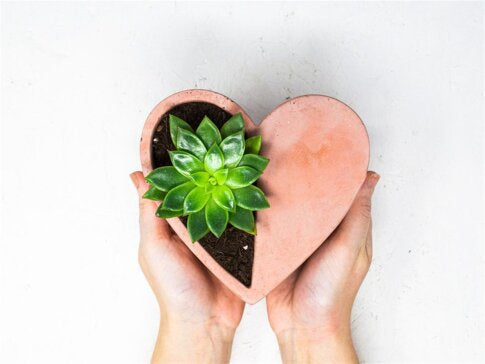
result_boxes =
[1,2,483,363]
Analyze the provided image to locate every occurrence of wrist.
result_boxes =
[152,315,236,364]
[276,324,357,364]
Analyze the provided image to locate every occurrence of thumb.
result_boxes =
[336,171,380,248]
[129,171,171,240]
[129,171,154,213]
[130,171,148,197]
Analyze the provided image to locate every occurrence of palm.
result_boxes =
[267,176,374,335]
[139,225,245,329]
[136,174,244,330]
[267,236,366,332]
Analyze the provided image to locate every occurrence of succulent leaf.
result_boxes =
[205,198,229,238]
[212,185,236,212]
[220,131,245,168]
[145,113,269,240]
[213,168,228,185]
[233,185,270,211]
[204,144,224,174]
[205,183,216,193]
[162,181,196,211]
[245,135,262,154]
[196,116,222,148]
[221,113,244,139]
[169,114,193,145]
[238,154,269,172]
[169,151,204,177]
[156,205,183,218]
[184,186,210,214]
[225,166,261,189]
[190,171,210,187]
[176,127,207,160]
[229,206,256,234]
[145,166,188,191]
[143,186,167,201]
[187,209,209,242]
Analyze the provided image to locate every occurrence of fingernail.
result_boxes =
[367,172,380,190]
[129,172,139,189]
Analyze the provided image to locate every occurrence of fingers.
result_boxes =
[130,171,172,240]
[336,171,379,250]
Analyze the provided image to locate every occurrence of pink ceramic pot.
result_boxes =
[140,89,369,304]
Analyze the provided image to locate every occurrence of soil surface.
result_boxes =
[150,102,254,287]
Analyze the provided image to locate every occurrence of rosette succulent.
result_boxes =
[143,113,270,242]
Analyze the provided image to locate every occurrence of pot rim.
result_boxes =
[139,89,370,304]
[140,88,255,175]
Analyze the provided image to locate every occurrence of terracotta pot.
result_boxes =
[140,89,369,304]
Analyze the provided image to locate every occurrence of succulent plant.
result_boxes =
[144,113,270,242]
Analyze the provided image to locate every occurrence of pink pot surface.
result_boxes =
[140,89,369,304]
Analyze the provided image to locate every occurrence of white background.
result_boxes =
[1,2,484,363]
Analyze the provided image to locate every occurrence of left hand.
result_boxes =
[130,171,245,364]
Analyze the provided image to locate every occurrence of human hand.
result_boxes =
[130,171,245,364]
[266,171,380,363]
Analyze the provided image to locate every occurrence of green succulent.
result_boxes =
[143,113,270,242]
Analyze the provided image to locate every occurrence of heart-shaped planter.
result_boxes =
[140,89,369,304]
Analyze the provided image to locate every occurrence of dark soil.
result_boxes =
[149,101,254,287]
